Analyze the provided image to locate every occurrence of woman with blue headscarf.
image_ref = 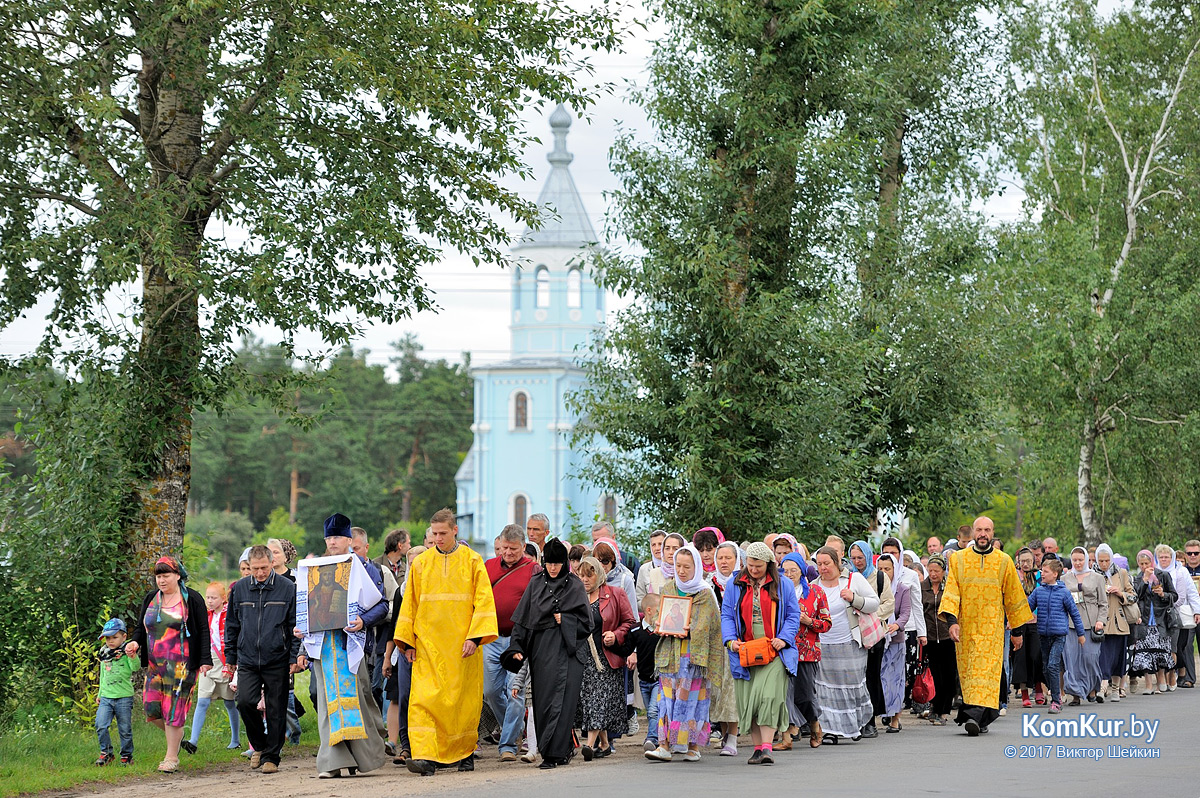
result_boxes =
[780,553,830,748]
[848,540,893,738]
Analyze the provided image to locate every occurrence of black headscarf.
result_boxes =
[543,538,569,566]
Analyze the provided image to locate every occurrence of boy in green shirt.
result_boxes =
[96,618,140,765]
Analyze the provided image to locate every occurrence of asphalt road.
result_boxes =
[65,685,1195,798]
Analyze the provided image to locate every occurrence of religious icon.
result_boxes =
[655,594,693,637]
[306,560,352,632]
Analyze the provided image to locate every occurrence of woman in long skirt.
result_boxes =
[921,555,958,725]
[876,555,910,732]
[646,546,727,762]
[1062,547,1107,704]
[811,547,877,742]
[781,553,831,748]
[502,539,592,769]
[574,557,635,759]
[720,542,800,765]
[1010,548,1044,707]
[1095,544,1136,701]
[1129,550,1179,694]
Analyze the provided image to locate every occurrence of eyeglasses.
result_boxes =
[1186,551,1200,556]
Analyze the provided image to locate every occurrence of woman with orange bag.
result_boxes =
[720,542,800,765]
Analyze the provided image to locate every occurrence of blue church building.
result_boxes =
[455,106,618,547]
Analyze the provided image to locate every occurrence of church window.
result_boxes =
[567,267,582,308]
[602,494,617,523]
[535,266,550,308]
[513,495,528,527]
[513,391,529,430]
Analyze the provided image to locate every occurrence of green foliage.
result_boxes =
[54,622,102,729]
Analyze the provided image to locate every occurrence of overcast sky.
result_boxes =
[0,9,1029,374]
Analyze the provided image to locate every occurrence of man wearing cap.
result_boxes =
[298,513,389,779]
[226,544,300,774]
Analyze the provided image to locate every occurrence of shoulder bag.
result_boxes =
[911,641,935,705]
[847,574,886,648]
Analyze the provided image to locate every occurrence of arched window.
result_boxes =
[513,495,528,527]
[513,266,522,311]
[567,267,582,308]
[513,391,529,429]
[602,495,617,523]
[535,266,550,308]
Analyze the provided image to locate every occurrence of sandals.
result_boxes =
[157,760,179,773]
[392,749,409,766]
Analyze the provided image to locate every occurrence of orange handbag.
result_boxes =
[738,636,777,668]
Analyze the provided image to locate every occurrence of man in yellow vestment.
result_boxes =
[939,516,1034,736]
[395,508,498,775]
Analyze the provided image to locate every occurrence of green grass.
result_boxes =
[0,672,319,797]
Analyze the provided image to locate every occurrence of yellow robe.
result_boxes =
[394,543,498,764]
[939,547,1034,709]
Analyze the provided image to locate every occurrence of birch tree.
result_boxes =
[1000,1,1200,545]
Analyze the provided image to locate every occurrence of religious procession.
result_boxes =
[93,508,1198,782]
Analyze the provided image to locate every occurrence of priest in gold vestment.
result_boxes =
[395,508,498,775]
[939,516,1034,736]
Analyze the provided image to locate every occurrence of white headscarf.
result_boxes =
[1070,546,1089,575]
[713,540,744,589]
[674,545,707,595]
[1094,543,1115,577]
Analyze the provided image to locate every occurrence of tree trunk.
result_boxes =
[127,15,213,587]
[401,435,421,522]
[1078,418,1103,547]
[858,114,907,310]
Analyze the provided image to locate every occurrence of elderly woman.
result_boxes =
[575,556,635,760]
[592,539,640,628]
[1061,546,1107,705]
[921,554,957,725]
[813,546,877,741]
[1010,547,1043,708]
[502,539,591,769]
[1155,544,1200,691]
[1130,550,1178,694]
[1094,544,1136,701]
[267,538,298,582]
[721,542,800,765]
[876,554,911,732]
[646,545,727,762]
[709,540,743,753]
[133,556,212,773]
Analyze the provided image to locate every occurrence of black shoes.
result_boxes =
[180,740,197,755]
[458,755,474,772]
[581,745,593,761]
[747,749,765,765]
[964,719,980,737]
[860,723,878,739]
[407,759,437,777]
[595,747,612,759]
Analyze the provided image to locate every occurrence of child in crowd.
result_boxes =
[628,593,662,751]
[1026,558,1085,714]
[95,618,140,766]
[185,581,241,753]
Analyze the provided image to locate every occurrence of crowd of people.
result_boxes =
[92,511,1200,776]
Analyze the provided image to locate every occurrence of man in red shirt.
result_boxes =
[483,524,538,761]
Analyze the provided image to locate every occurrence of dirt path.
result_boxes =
[38,738,648,798]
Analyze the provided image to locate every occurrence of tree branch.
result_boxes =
[2,183,101,217]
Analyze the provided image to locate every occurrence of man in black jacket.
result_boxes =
[226,545,302,774]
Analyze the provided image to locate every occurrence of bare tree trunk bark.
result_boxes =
[127,15,213,587]
[1078,418,1103,547]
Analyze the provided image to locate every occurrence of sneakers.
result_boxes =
[1049,701,1062,714]
[628,715,640,735]
[964,719,981,737]
[120,755,133,765]
[250,751,263,769]
[998,707,1007,717]
[682,750,701,762]
[1022,696,1032,708]
[95,753,114,766]
[261,762,279,774]
[1110,690,1121,703]
[500,751,518,762]
[643,739,658,752]
[520,750,538,764]
[384,741,397,758]
[645,747,672,762]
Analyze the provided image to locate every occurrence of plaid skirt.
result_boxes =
[815,641,873,737]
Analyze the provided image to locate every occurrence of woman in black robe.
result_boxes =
[502,538,592,769]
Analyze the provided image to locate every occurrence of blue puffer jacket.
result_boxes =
[720,571,801,679]
[1027,581,1084,637]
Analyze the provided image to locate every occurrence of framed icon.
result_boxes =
[305,560,352,632]
[655,594,693,637]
